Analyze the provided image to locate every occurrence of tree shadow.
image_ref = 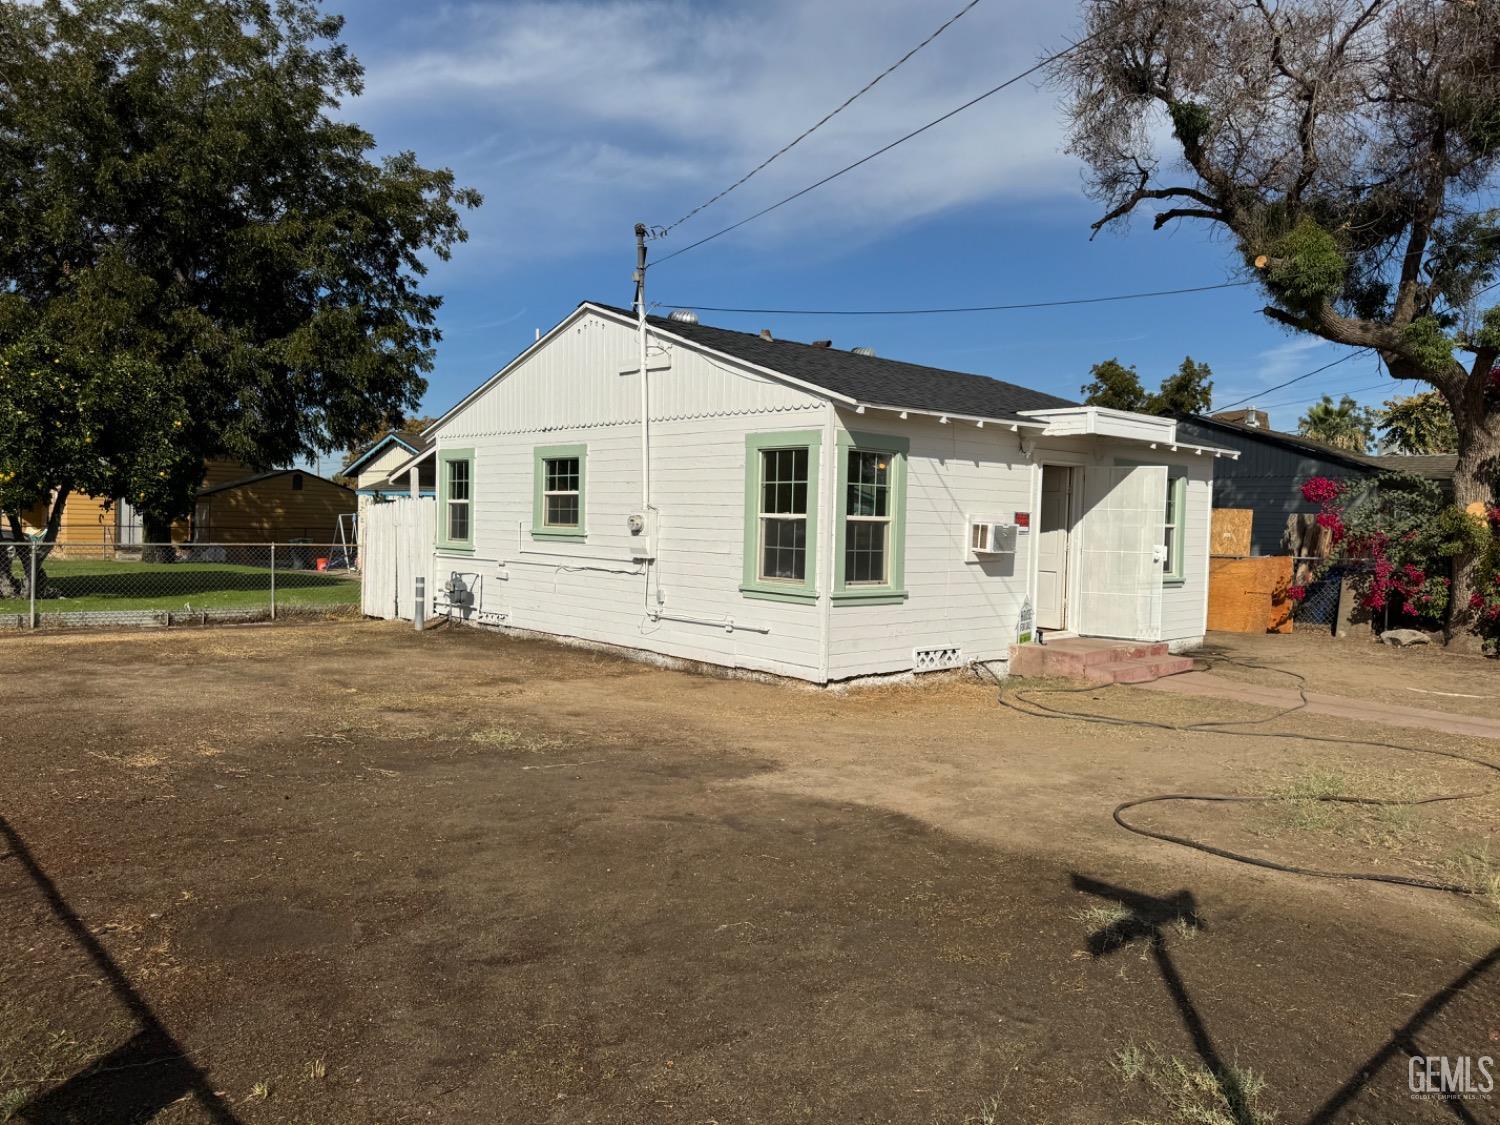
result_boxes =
[1072,872,1261,1125]
[0,814,242,1124]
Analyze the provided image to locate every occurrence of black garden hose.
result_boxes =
[972,655,1500,897]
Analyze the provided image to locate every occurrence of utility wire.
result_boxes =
[656,280,1254,316]
[1213,350,1370,412]
[652,31,1098,267]
[664,0,986,233]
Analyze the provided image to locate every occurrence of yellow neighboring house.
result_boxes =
[17,460,355,545]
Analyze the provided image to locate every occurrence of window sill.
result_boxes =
[531,528,586,540]
[831,588,909,606]
[436,544,475,555]
[740,584,819,605]
[1164,577,1186,588]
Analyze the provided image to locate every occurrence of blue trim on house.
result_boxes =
[342,432,420,477]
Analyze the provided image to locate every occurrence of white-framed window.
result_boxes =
[543,457,581,529]
[758,447,810,583]
[843,449,892,584]
[1163,474,1186,582]
[446,458,471,544]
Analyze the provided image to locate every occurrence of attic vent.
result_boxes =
[852,346,876,357]
[759,328,773,341]
[913,646,964,672]
[668,308,699,324]
[811,339,832,349]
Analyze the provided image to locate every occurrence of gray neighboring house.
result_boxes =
[1175,410,1458,555]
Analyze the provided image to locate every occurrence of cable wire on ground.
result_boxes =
[971,655,1500,897]
[664,0,986,233]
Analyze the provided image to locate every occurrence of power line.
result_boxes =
[664,0,986,233]
[655,280,1254,316]
[1213,349,1371,412]
[652,31,1098,267]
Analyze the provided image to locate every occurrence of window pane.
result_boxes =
[760,448,808,515]
[546,458,579,493]
[845,519,888,584]
[449,503,469,542]
[760,517,806,581]
[546,495,579,527]
[846,450,889,517]
[448,459,470,501]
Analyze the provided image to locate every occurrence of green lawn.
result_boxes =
[0,557,359,615]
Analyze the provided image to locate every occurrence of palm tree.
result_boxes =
[1298,395,1375,453]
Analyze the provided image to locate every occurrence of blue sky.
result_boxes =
[328,0,1418,449]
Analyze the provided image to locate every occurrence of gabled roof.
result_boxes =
[341,430,433,477]
[1363,452,1459,482]
[590,303,1076,422]
[1179,414,1380,472]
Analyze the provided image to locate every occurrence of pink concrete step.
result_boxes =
[1082,654,1196,686]
[1008,640,1194,686]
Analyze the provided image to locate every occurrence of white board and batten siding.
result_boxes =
[430,308,832,680]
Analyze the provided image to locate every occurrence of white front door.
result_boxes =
[1074,465,1167,641]
[1035,465,1073,631]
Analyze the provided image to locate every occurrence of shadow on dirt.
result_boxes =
[0,814,242,1125]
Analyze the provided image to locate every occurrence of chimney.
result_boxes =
[759,328,773,342]
[810,339,831,349]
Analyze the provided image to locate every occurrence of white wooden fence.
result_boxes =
[360,498,435,621]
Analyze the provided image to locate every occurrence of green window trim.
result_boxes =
[833,430,909,604]
[436,447,475,553]
[532,444,588,540]
[741,429,821,604]
[1164,473,1188,586]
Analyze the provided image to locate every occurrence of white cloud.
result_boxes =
[347,0,1083,269]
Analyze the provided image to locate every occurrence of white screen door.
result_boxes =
[1035,465,1073,631]
[1074,465,1167,640]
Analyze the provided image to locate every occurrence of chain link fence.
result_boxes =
[0,542,359,630]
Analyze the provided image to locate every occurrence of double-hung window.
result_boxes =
[834,432,908,602]
[741,431,820,602]
[532,445,587,538]
[437,448,475,552]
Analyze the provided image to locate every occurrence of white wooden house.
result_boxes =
[414,302,1236,683]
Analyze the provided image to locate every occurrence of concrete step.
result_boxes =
[1081,654,1196,686]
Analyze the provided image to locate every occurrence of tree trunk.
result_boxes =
[142,514,175,563]
[1445,411,1500,649]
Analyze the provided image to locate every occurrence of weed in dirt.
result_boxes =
[307,1058,327,1081]
[1113,1042,1275,1125]
[1077,903,1133,933]
[1446,845,1500,916]
[965,1095,1004,1125]
[249,1080,270,1101]
[469,726,557,753]
[0,1089,27,1123]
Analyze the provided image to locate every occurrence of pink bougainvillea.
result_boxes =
[1300,476,1344,505]
[1286,585,1308,602]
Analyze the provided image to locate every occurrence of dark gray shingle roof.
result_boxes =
[591,303,1076,421]
[1363,453,1458,481]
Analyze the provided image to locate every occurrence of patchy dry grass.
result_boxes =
[1112,1042,1276,1125]
[468,725,559,753]
[1447,845,1500,915]
[0,1000,110,1122]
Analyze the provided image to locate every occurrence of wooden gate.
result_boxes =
[360,498,435,620]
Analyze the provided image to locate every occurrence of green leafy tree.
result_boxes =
[1376,391,1458,454]
[1058,0,1500,643]
[1298,395,1375,453]
[0,0,481,581]
[1147,356,1214,415]
[1081,358,1148,411]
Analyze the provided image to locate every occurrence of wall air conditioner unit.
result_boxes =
[967,518,1017,560]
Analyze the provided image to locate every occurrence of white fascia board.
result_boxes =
[853,403,1050,429]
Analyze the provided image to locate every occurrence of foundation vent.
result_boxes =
[913,646,964,673]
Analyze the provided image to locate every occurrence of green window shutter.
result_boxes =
[740,430,822,604]
[531,444,588,539]
[833,431,910,605]
[436,447,475,553]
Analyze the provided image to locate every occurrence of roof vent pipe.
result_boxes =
[759,329,773,341]
[668,308,699,324]
[852,346,876,357]
[811,339,832,349]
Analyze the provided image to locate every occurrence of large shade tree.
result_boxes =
[1058,0,1500,641]
[0,0,480,584]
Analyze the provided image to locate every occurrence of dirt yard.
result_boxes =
[1,622,1496,1124]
